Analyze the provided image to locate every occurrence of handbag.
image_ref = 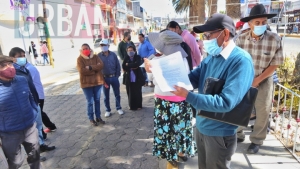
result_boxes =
[198,78,258,127]
[198,59,258,127]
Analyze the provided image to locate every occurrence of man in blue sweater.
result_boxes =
[172,14,254,168]
[0,55,41,169]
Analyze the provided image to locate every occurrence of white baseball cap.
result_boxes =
[100,39,109,45]
[241,23,250,32]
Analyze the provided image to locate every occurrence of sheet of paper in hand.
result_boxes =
[150,51,193,92]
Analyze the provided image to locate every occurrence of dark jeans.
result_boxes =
[195,128,237,169]
[103,77,122,112]
[82,85,103,120]
[0,123,41,169]
[39,99,56,130]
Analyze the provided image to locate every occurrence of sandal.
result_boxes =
[168,161,178,167]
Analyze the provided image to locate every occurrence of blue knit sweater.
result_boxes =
[186,46,254,137]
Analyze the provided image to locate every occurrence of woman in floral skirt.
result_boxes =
[145,30,195,167]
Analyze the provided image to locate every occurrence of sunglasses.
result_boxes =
[202,29,224,40]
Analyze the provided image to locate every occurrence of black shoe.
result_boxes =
[90,120,98,126]
[40,144,56,152]
[247,143,260,154]
[96,118,105,124]
[178,155,188,162]
[237,138,245,143]
[40,156,46,162]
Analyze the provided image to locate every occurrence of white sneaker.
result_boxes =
[117,109,124,115]
[105,111,111,117]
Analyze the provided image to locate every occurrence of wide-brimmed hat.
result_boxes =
[241,4,276,22]
[193,13,236,37]
[148,30,187,58]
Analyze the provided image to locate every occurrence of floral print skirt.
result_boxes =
[152,97,196,162]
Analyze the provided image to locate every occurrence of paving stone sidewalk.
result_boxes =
[19,77,168,169]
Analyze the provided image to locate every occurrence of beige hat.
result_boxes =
[148,30,187,58]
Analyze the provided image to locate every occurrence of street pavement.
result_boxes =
[15,37,300,169]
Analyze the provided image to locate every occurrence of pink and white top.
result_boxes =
[181,30,202,68]
[40,44,48,54]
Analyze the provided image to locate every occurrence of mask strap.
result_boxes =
[216,30,225,48]
[216,30,224,39]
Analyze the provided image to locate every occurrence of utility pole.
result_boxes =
[113,1,118,45]
[42,0,54,67]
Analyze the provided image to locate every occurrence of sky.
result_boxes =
[140,0,226,18]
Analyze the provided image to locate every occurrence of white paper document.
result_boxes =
[150,51,193,92]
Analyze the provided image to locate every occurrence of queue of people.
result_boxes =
[0,3,283,169]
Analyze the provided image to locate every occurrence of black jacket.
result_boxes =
[118,40,135,60]
[122,54,144,86]
[181,42,193,71]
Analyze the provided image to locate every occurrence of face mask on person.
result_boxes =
[203,31,224,56]
[16,58,27,66]
[128,36,131,41]
[0,67,16,79]
[253,25,267,36]
[82,49,91,56]
[101,46,109,52]
[127,51,135,57]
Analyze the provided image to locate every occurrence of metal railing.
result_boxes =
[272,83,300,161]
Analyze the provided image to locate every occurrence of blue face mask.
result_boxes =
[16,58,27,66]
[127,51,135,57]
[101,46,109,52]
[253,25,267,36]
[203,31,224,56]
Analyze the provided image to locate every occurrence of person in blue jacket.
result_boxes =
[9,47,55,154]
[0,55,41,169]
[166,14,254,168]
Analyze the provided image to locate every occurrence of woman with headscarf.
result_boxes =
[145,30,195,167]
[77,43,105,126]
[122,45,144,110]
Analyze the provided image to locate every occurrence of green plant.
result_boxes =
[277,54,296,84]
[274,53,300,115]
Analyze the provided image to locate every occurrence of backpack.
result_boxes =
[180,42,193,71]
